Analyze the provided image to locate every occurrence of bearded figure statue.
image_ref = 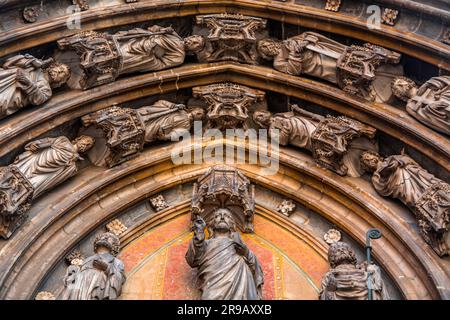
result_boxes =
[184,35,215,63]
[0,54,70,119]
[185,208,264,300]
[257,31,402,103]
[391,76,449,135]
[60,232,126,300]
[361,151,450,256]
[253,105,378,177]
[13,135,95,198]
[320,242,389,300]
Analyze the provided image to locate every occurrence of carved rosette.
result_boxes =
[0,166,34,239]
[277,200,296,216]
[325,0,341,12]
[192,166,255,233]
[193,83,265,130]
[414,182,450,257]
[23,7,39,23]
[381,8,399,26]
[150,195,169,212]
[337,43,401,99]
[311,116,376,176]
[73,0,90,11]
[194,14,267,64]
[106,219,128,236]
[81,105,145,168]
[57,31,122,89]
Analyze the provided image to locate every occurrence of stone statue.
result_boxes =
[56,25,185,89]
[13,135,95,198]
[257,32,402,102]
[0,135,94,238]
[186,209,264,300]
[319,242,389,300]
[392,76,449,135]
[253,105,378,177]
[81,100,205,167]
[60,232,126,300]
[361,151,450,257]
[0,54,70,119]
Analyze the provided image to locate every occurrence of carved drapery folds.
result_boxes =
[187,167,262,299]
[191,166,255,233]
[185,14,267,64]
[392,76,450,135]
[0,135,94,239]
[320,242,389,300]
[253,105,378,177]
[0,54,70,119]
[56,25,185,89]
[81,100,203,167]
[193,82,265,130]
[60,232,126,300]
[361,152,450,257]
[257,32,402,103]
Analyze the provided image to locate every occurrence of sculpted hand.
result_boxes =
[27,143,40,153]
[16,70,33,88]
[93,259,108,272]
[193,216,206,231]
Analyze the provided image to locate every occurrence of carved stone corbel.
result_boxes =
[337,43,401,99]
[192,83,265,130]
[81,105,145,168]
[188,14,267,64]
[0,166,34,239]
[415,182,450,257]
[192,166,255,233]
[312,116,377,176]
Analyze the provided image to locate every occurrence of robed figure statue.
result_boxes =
[186,208,264,300]
[60,232,126,300]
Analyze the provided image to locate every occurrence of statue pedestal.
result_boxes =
[0,166,34,239]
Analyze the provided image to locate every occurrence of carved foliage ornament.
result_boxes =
[324,229,342,245]
[381,8,399,26]
[325,0,341,12]
[23,6,39,23]
[106,219,128,236]
[150,195,169,212]
[73,0,89,11]
[277,200,296,216]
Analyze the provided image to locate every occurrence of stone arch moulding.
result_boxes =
[0,140,448,300]
[0,0,448,71]
[0,63,448,172]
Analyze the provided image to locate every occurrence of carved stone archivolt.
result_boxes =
[253,104,378,177]
[185,14,267,64]
[320,241,389,300]
[0,135,94,238]
[361,151,450,257]
[193,82,265,130]
[60,232,126,300]
[56,25,185,89]
[80,100,204,167]
[192,166,255,233]
[392,76,450,136]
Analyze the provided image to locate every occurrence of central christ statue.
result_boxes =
[185,208,264,300]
